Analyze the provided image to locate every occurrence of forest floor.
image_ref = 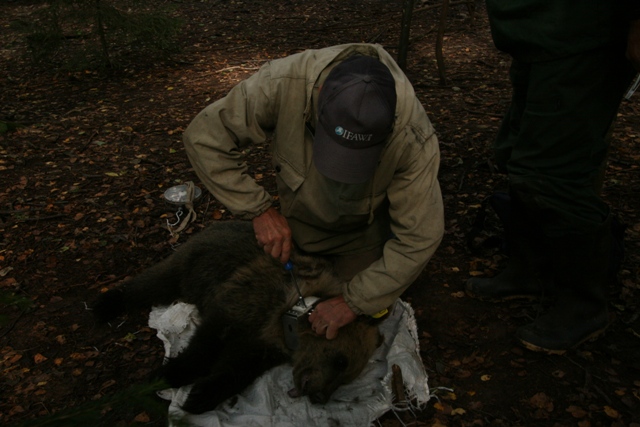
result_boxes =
[1,1,639,426]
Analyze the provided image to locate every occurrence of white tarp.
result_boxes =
[148,299,429,427]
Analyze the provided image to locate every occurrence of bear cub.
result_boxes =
[92,220,382,414]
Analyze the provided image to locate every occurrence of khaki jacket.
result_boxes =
[183,43,444,315]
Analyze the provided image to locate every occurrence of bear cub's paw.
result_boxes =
[180,376,231,414]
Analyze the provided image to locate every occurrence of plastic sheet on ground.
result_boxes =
[148,299,430,427]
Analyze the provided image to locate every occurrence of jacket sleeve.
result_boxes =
[343,127,444,316]
[182,64,277,219]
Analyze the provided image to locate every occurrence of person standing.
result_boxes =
[466,1,640,354]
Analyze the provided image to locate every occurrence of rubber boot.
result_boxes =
[465,194,551,302]
[516,219,611,355]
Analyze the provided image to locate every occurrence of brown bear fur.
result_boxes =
[92,220,382,414]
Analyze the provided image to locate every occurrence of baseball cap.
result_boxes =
[313,55,397,184]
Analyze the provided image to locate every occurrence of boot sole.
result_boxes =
[517,325,608,356]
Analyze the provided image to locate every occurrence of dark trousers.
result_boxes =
[495,44,636,237]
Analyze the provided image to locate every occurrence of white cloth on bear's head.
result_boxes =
[148,299,430,427]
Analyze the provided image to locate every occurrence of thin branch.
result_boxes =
[0,308,28,339]
[214,65,261,74]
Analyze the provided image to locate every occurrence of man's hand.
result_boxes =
[252,207,292,263]
[628,19,640,72]
[308,295,357,340]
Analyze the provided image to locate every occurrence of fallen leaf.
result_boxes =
[33,354,47,364]
[577,350,594,361]
[566,405,587,418]
[468,400,483,410]
[451,408,466,415]
[481,374,491,381]
[529,392,554,412]
[604,406,619,419]
[435,402,452,415]
[455,369,472,379]
[17,176,28,189]
[443,391,457,401]
[134,412,150,423]
[9,406,24,416]
[101,379,116,390]
[1,277,17,288]
[5,352,23,364]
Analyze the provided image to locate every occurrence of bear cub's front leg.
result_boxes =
[180,336,288,414]
[159,314,230,388]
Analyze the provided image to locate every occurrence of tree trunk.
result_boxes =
[95,0,112,69]
[397,0,416,71]
[436,0,450,85]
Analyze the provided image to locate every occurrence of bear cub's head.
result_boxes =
[288,319,383,404]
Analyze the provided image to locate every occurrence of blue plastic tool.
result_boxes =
[284,261,306,307]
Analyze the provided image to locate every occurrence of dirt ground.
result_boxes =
[1,1,639,426]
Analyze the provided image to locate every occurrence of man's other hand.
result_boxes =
[308,295,357,340]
